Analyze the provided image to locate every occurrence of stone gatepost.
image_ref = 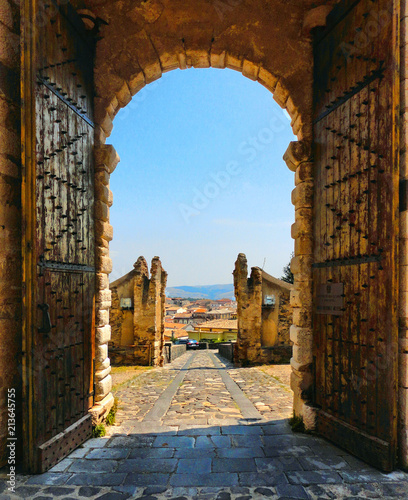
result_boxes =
[89,145,119,423]
[233,254,263,365]
[283,140,315,429]
[133,256,168,367]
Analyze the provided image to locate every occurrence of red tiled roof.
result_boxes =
[164,322,187,330]
[174,313,193,318]
[195,319,238,330]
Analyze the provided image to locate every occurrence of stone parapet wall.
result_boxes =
[163,344,187,365]
[218,343,236,363]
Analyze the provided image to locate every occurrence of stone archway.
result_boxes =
[1,0,407,474]
[87,0,330,426]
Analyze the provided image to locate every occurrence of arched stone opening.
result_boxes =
[91,55,316,426]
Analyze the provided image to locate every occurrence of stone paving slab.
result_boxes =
[5,351,408,499]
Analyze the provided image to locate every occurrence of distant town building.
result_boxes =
[191,319,238,343]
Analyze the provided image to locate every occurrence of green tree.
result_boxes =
[281,253,294,284]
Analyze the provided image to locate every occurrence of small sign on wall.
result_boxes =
[316,283,344,316]
[120,298,132,309]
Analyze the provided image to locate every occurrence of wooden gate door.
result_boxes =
[22,0,96,473]
[313,0,400,471]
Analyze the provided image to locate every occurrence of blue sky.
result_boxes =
[108,68,295,287]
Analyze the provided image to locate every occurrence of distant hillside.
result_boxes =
[166,284,235,300]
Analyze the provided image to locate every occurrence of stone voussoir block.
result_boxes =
[97,289,112,304]
[95,365,111,382]
[291,218,312,240]
[95,200,109,222]
[96,244,109,257]
[96,220,114,242]
[290,356,312,373]
[210,50,226,69]
[98,255,113,275]
[95,374,112,401]
[257,67,278,93]
[95,356,111,371]
[95,344,108,364]
[96,272,110,290]
[96,325,111,344]
[94,145,120,174]
[292,344,313,366]
[290,324,313,347]
[295,162,314,185]
[291,255,313,276]
[291,181,313,208]
[95,180,111,205]
[292,307,312,328]
[116,81,132,107]
[273,79,290,108]
[128,72,146,96]
[295,235,313,256]
[290,287,313,308]
[242,59,260,81]
[95,169,110,187]
[96,309,109,327]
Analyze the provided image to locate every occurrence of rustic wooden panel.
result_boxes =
[22,0,95,473]
[313,0,399,471]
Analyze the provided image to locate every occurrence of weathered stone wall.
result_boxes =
[133,256,168,367]
[0,0,21,467]
[109,287,122,346]
[233,254,293,365]
[278,294,292,345]
[109,345,150,367]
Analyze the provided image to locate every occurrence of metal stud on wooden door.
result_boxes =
[312,0,400,472]
[22,0,96,473]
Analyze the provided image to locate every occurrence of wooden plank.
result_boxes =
[317,409,394,472]
[38,414,92,473]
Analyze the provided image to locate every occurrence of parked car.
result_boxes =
[186,339,199,349]
[174,338,199,349]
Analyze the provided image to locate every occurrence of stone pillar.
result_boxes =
[89,145,119,422]
[399,0,408,469]
[0,0,22,467]
[133,256,168,367]
[283,140,315,429]
[233,254,263,365]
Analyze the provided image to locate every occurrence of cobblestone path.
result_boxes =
[4,351,408,499]
[165,352,242,421]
